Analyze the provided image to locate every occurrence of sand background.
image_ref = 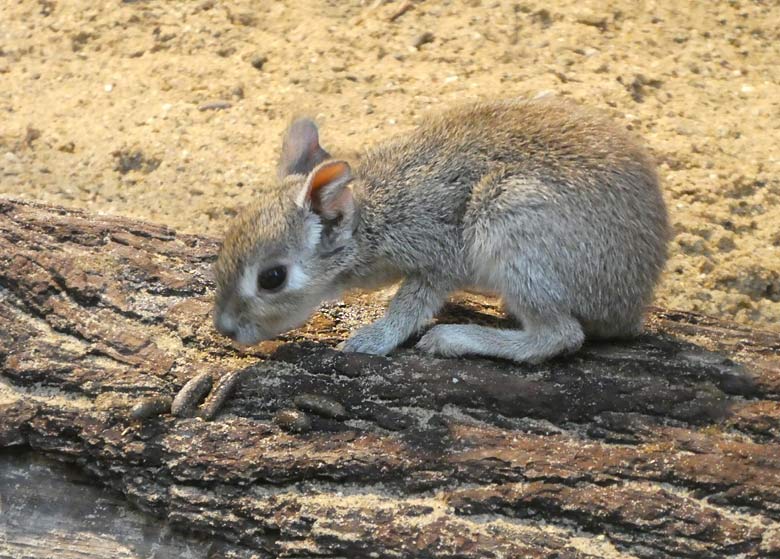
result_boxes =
[1,0,778,331]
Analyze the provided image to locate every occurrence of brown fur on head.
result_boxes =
[213,119,358,345]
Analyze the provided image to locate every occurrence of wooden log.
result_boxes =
[1,198,779,558]
[0,450,222,559]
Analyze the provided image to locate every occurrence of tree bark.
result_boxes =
[1,198,779,559]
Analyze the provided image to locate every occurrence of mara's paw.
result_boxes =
[416,324,472,358]
[339,322,399,356]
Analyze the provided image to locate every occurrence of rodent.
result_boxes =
[213,97,669,364]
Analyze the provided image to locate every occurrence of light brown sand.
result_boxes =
[1,0,778,330]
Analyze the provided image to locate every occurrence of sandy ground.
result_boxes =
[1,0,778,331]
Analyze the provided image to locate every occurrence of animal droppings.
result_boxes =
[198,370,243,420]
[171,372,213,417]
[274,408,312,433]
[293,393,348,419]
[129,396,172,420]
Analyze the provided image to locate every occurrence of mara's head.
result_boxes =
[213,118,358,345]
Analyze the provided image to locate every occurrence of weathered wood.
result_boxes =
[0,450,217,559]
[1,197,779,558]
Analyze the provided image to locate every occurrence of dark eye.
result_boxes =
[257,265,287,291]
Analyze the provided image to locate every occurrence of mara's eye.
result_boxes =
[257,265,287,291]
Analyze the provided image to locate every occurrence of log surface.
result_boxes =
[1,198,779,559]
[0,450,213,559]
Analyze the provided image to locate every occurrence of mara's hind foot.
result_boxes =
[416,313,584,364]
[580,313,645,340]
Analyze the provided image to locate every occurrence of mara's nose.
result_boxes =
[214,314,237,340]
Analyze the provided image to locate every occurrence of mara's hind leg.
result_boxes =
[428,171,593,363]
[416,306,585,364]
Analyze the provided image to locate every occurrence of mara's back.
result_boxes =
[353,98,668,292]
[356,97,663,219]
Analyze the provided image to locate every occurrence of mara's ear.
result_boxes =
[297,160,354,221]
[277,118,331,179]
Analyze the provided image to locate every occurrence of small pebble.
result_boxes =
[129,396,172,420]
[293,393,348,419]
[232,11,256,26]
[250,55,267,70]
[198,370,243,420]
[412,31,434,49]
[197,100,232,111]
[274,409,312,433]
[576,13,608,30]
[171,372,213,417]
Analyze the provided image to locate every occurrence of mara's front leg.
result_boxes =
[340,276,449,356]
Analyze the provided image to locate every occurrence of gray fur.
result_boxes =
[214,98,669,363]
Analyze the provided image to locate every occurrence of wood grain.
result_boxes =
[1,198,779,558]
